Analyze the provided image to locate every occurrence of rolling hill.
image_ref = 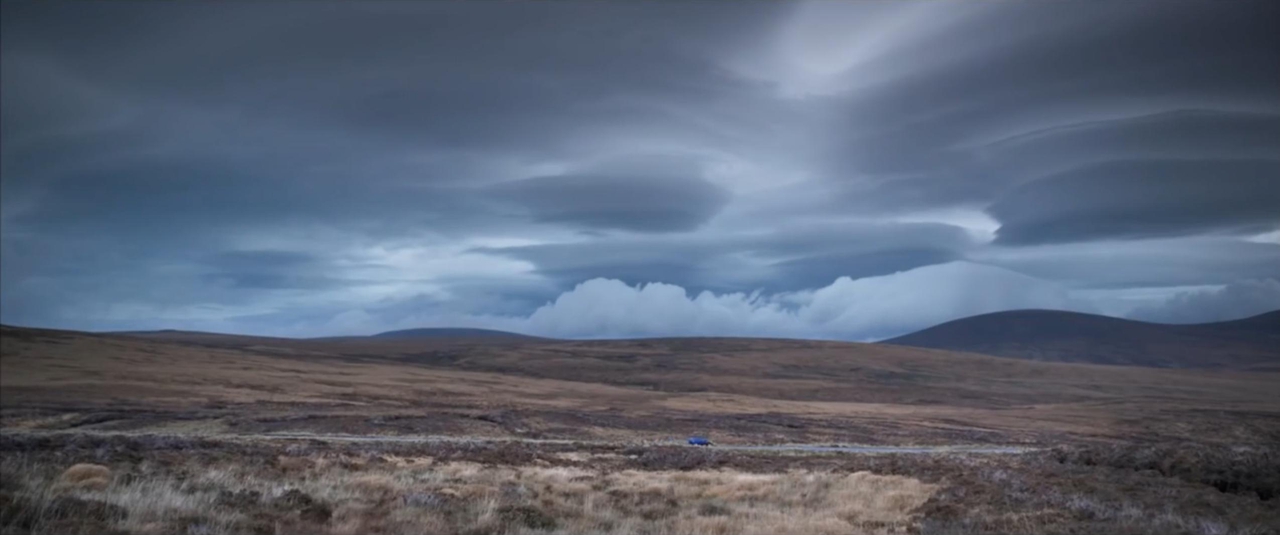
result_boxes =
[4,323,1279,445]
[370,327,544,340]
[883,309,1280,369]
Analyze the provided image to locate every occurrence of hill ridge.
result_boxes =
[883,308,1279,369]
[370,327,544,340]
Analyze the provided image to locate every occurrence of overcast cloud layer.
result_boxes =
[2,1,1279,340]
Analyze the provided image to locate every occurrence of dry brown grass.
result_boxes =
[4,325,1278,445]
[3,434,1277,535]
[56,464,111,492]
[274,456,313,474]
[59,464,110,484]
[3,457,937,535]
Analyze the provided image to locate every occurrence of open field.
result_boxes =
[3,325,1279,445]
[3,325,1280,533]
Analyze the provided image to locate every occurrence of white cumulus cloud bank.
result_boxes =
[428,261,1094,340]
[250,262,1278,340]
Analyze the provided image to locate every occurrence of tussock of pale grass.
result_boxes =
[577,469,937,535]
[274,455,313,474]
[57,463,111,491]
[59,463,111,483]
[51,463,113,494]
[98,478,226,532]
[346,473,400,496]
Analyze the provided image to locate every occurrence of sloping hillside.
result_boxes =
[5,324,1279,445]
[371,327,545,340]
[883,310,1280,369]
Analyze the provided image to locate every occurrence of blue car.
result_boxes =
[687,436,713,446]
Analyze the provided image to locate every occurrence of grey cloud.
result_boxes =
[976,238,1280,290]
[5,152,516,247]
[0,1,775,249]
[373,281,560,320]
[2,2,784,160]
[202,273,348,291]
[4,1,1279,337]
[811,1,1280,214]
[200,250,358,291]
[491,157,730,233]
[476,240,729,294]
[988,159,1280,245]
[971,110,1280,180]
[770,249,964,291]
[215,276,566,337]
[0,54,125,153]
[480,222,974,293]
[206,250,318,271]
[1128,279,1280,324]
[744,222,974,290]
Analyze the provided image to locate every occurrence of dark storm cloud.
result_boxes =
[4,152,509,248]
[1,2,784,158]
[3,1,1279,336]
[206,251,319,271]
[972,110,1280,179]
[200,250,358,291]
[812,1,1280,216]
[978,238,1280,290]
[0,1,777,244]
[480,222,974,293]
[491,156,731,233]
[989,159,1280,245]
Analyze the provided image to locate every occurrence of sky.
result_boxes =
[2,1,1279,340]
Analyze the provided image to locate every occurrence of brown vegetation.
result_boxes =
[57,464,112,492]
[1,434,1277,535]
[3,325,1278,445]
[3,435,938,535]
[3,325,1279,533]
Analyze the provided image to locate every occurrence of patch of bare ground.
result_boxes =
[1,434,1277,535]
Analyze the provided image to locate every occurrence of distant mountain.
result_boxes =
[883,309,1280,369]
[370,327,544,340]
